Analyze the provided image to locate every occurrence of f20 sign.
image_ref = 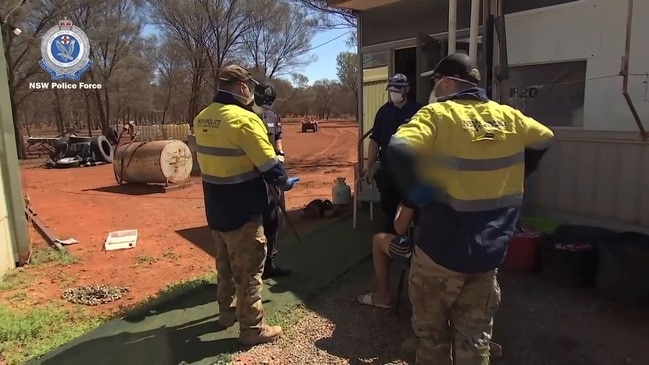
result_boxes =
[509,86,541,99]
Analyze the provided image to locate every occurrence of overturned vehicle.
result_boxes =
[46,133,116,169]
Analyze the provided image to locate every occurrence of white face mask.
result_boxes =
[222,86,254,106]
[433,76,476,102]
[431,78,443,102]
[242,85,254,105]
[428,90,437,104]
[252,104,264,115]
[389,91,404,104]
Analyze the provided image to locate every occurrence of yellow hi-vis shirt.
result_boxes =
[194,103,279,185]
[392,99,554,212]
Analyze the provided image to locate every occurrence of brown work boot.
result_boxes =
[238,324,283,346]
[218,310,237,329]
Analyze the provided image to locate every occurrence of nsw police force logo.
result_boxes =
[39,18,93,81]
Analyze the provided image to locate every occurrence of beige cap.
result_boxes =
[219,65,258,84]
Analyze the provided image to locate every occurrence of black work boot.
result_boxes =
[262,265,292,279]
[262,236,291,279]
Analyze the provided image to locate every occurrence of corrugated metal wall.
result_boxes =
[0,162,16,278]
[526,130,649,229]
[362,66,389,155]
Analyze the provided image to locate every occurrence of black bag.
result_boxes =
[540,225,615,287]
[597,232,649,303]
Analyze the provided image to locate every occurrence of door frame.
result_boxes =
[416,33,442,104]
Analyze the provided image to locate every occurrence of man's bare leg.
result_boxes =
[371,233,394,305]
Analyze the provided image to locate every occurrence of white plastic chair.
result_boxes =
[352,161,381,228]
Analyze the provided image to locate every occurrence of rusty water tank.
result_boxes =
[113,140,193,184]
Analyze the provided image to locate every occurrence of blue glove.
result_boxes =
[407,183,436,208]
[280,177,300,191]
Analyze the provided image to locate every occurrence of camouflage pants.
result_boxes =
[409,246,501,365]
[212,218,268,331]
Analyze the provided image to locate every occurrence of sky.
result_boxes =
[299,28,354,84]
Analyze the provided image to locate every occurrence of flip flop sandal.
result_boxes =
[357,293,391,309]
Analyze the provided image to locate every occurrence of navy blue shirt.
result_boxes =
[369,99,422,160]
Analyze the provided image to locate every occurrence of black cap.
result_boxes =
[421,53,480,85]
[254,81,276,106]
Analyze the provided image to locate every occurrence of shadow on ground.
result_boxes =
[31,212,379,365]
[304,260,415,364]
[31,204,649,365]
[37,283,240,365]
[85,183,171,196]
[299,262,649,365]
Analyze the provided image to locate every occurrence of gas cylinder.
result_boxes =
[332,177,352,205]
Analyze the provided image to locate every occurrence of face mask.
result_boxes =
[434,76,476,102]
[243,85,254,105]
[252,104,264,115]
[428,90,437,104]
[432,78,443,100]
[389,91,404,104]
[221,87,254,106]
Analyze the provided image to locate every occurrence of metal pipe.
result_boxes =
[448,0,457,54]
[620,0,646,140]
[483,0,494,97]
[356,11,365,177]
[469,0,481,60]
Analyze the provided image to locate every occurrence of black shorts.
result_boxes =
[389,235,413,268]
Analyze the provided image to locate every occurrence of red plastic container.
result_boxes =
[503,231,541,272]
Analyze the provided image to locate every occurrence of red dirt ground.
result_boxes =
[6,120,358,315]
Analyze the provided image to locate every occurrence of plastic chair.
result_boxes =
[352,161,381,229]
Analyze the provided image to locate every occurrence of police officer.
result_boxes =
[252,81,292,278]
[362,74,422,234]
[386,53,554,364]
[194,64,299,346]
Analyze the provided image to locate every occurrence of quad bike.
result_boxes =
[301,118,318,133]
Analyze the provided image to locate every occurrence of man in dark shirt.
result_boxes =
[362,74,422,234]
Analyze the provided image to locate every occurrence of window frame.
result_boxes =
[502,59,588,128]
[503,0,584,16]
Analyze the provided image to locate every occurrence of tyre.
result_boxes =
[104,128,119,145]
[302,126,307,133]
[55,157,82,168]
[68,136,93,144]
[90,135,114,163]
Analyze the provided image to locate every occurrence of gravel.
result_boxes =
[234,269,413,365]
[234,267,649,365]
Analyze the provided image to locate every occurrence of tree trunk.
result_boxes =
[85,91,93,137]
[53,90,65,135]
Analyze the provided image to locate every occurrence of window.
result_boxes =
[504,0,579,14]
[502,60,587,127]
[362,51,389,69]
